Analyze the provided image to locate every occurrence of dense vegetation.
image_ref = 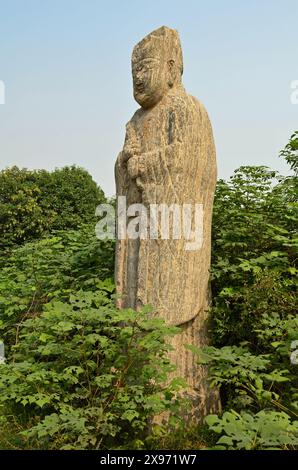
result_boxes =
[0,133,297,449]
[0,166,105,251]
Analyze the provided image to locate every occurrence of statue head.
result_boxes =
[132,26,183,109]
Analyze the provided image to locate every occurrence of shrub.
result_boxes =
[188,133,298,450]
[0,290,185,450]
[0,225,114,351]
[205,410,298,450]
[0,166,105,251]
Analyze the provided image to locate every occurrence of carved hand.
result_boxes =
[122,140,141,163]
[127,155,146,179]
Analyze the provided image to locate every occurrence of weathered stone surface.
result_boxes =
[115,26,220,418]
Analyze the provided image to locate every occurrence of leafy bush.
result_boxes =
[205,410,298,450]
[0,227,185,449]
[280,130,298,174]
[0,132,297,450]
[190,316,298,414]
[190,132,298,450]
[0,166,105,250]
[0,289,185,450]
[211,164,297,346]
[0,225,114,350]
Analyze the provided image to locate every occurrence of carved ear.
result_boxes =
[167,59,177,87]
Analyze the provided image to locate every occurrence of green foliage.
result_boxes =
[192,132,298,450]
[280,130,298,174]
[0,131,297,450]
[0,224,184,450]
[0,225,114,351]
[0,290,185,449]
[211,161,297,345]
[190,319,298,415]
[205,410,298,450]
[0,166,105,251]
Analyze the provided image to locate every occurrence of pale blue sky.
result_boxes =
[0,0,297,195]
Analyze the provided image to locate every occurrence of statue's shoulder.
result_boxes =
[167,90,211,127]
[126,108,144,127]
[188,94,212,125]
[167,89,190,111]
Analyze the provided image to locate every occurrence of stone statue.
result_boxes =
[115,26,219,418]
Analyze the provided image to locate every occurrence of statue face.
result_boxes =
[132,55,169,109]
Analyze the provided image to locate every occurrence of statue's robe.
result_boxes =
[115,85,219,416]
